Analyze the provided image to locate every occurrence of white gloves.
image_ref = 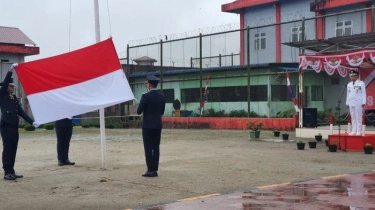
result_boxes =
[32,122,39,128]
[11,63,18,70]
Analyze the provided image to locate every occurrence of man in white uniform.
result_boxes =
[346,70,366,135]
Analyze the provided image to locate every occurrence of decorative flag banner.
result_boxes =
[286,71,299,112]
[200,76,210,116]
[16,38,134,124]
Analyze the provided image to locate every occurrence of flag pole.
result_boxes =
[94,0,107,170]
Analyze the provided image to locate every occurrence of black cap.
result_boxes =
[146,75,160,86]
[147,75,160,82]
[349,70,359,76]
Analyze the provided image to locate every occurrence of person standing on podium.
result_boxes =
[346,69,366,135]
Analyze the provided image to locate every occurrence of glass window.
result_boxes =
[162,89,175,103]
[250,85,268,101]
[254,32,266,50]
[311,85,323,101]
[181,88,200,103]
[336,20,352,37]
[271,85,296,101]
[291,26,305,42]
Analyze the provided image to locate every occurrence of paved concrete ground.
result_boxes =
[135,172,375,209]
[0,128,374,210]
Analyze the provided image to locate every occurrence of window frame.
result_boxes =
[254,32,266,51]
[335,20,352,37]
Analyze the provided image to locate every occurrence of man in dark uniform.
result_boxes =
[137,75,165,177]
[55,118,75,166]
[0,64,37,180]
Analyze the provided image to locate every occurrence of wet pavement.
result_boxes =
[134,171,375,210]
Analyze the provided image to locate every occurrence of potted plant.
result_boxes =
[364,143,373,154]
[315,133,322,141]
[273,130,280,137]
[296,140,305,150]
[281,133,289,140]
[246,120,263,139]
[308,139,317,149]
[328,140,338,152]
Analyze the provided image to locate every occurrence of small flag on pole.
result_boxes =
[200,77,210,116]
[286,71,299,112]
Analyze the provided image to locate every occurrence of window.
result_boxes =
[291,26,305,42]
[250,85,268,101]
[254,32,266,50]
[181,88,200,103]
[181,86,268,103]
[336,20,352,37]
[311,85,323,101]
[271,85,296,101]
[162,89,175,103]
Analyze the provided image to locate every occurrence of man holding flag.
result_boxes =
[1,64,38,180]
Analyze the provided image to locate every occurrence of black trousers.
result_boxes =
[142,128,161,172]
[56,126,73,162]
[1,124,19,174]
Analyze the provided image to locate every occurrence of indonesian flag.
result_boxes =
[15,38,134,124]
[200,76,210,116]
[286,71,299,113]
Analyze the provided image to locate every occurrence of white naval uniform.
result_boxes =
[346,79,366,134]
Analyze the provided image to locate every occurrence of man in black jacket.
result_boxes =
[55,118,75,166]
[0,64,37,180]
[137,75,165,177]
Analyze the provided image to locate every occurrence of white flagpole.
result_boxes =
[94,0,107,170]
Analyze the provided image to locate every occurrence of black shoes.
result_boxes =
[4,174,16,180]
[3,173,23,180]
[12,174,23,178]
[142,171,158,177]
[58,160,75,166]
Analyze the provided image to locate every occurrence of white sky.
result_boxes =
[0,0,239,62]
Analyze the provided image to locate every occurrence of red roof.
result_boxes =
[222,0,278,13]
[0,26,36,45]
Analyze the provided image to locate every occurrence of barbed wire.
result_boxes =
[128,9,315,46]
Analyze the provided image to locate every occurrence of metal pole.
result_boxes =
[247,27,251,117]
[160,39,163,91]
[126,44,130,116]
[299,17,306,128]
[94,0,106,170]
[199,33,203,116]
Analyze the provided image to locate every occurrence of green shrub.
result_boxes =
[105,124,115,129]
[18,124,26,129]
[44,123,55,130]
[81,123,91,128]
[24,125,35,131]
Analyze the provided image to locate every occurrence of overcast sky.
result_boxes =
[0,0,239,62]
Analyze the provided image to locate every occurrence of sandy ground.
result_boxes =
[0,128,374,210]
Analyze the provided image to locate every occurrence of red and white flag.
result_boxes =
[16,38,134,124]
[200,77,210,116]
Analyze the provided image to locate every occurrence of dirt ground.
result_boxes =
[0,128,374,210]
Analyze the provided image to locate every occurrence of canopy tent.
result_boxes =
[283,32,375,127]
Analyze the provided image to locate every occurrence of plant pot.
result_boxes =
[315,135,322,141]
[249,131,261,139]
[273,131,280,137]
[296,142,305,150]
[282,134,289,140]
[308,141,317,149]
[325,140,329,147]
[364,146,373,154]
[328,145,338,152]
